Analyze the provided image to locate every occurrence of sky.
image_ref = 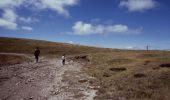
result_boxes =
[0,0,170,50]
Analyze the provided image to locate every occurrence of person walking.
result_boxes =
[34,47,40,63]
[62,54,66,65]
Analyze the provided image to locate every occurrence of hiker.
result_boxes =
[34,47,40,63]
[62,54,66,65]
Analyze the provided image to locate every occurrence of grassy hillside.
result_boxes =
[0,54,31,66]
[0,37,114,56]
[0,37,170,100]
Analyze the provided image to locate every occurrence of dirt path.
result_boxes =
[0,54,97,100]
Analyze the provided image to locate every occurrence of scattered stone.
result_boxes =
[159,63,170,68]
[134,73,146,78]
[16,82,20,85]
[52,91,59,95]
[25,78,34,84]
[109,67,127,72]
[29,96,33,99]
[51,90,60,95]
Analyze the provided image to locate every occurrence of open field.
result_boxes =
[84,51,170,100]
[0,37,170,100]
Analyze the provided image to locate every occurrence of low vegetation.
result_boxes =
[0,37,170,100]
[0,37,114,56]
[85,51,170,100]
[0,54,31,66]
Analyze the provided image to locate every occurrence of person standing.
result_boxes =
[34,47,40,63]
[62,54,65,65]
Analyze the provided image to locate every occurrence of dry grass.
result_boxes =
[1,37,170,100]
[84,51,170,100]
[0,37,114,56]
[0,54,31,66]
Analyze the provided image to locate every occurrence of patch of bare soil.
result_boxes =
[160,63,170,68]
[133,73,146,78]
[0,54,97,100]
[71,55,90,63]
[109,67,127,72]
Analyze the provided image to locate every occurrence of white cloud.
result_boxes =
[19,17,39,23]
[0,0,78,16]
[125,46,135,49]
[0,0,79,30]
[2,9,17,22]
[0,0,24,8]
[68,41,74,44]
[71,21,142,35]
[36,0,78,16]
[0,9,18,30]
[21,26,33,31]
[106,25,128,33]
[0,18,17,30]
[125,46,142,50]
[119,0,158,12]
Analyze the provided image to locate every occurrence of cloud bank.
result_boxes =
[21,26,33,31]
[0,0,79,30]
[0,9,18,30]
[119,0,158,12]
[70,21,142,35]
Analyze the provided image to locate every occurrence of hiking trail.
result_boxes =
[0,53,98,100]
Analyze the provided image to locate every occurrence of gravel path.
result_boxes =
[0,54,97,100]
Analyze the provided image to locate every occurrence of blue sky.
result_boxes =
[0,0,170,50]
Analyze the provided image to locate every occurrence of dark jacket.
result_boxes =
[34,49,40,57]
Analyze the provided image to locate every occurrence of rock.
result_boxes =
[51,90,60,95]
[25,78,34,84]
[16,82,20,85]
[29,96,33,99]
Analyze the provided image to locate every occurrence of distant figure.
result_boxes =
[62,54,66,65]
[34,47,40,63]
